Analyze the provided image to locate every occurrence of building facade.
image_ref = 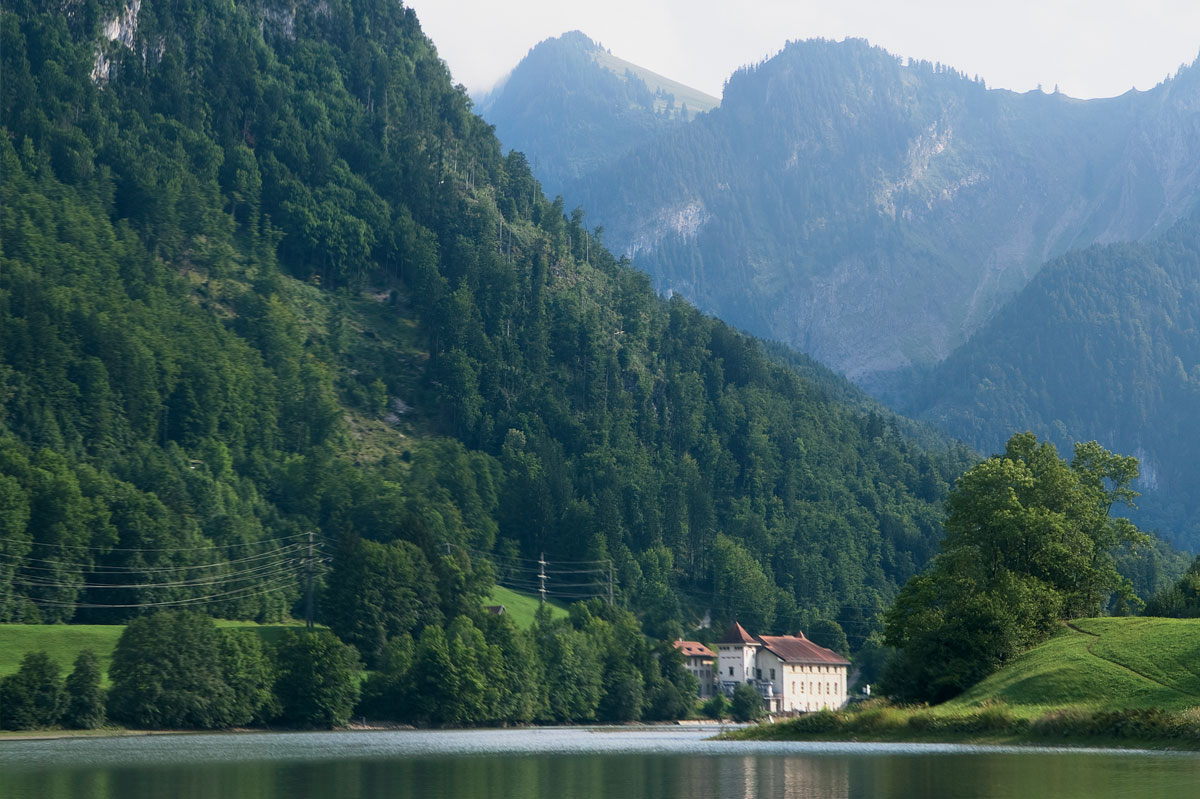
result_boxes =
[672,640,717,698]
[715,621,850,713]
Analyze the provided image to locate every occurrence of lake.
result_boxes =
[1,727,1196,798]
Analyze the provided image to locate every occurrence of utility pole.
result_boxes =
[305,530,315,630]
[538,552,547,604]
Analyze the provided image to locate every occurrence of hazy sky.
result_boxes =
[404,0,1200,101]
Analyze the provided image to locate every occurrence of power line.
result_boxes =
[13,558,308,590]
[23,572,304,609]
[0,532,312,552]
[0,542,313,573]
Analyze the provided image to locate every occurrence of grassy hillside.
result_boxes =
[483,586,567,629]
[591,49,719,114]
[947,617,1200,714]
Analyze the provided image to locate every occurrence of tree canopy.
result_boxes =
[883,433,1148,702]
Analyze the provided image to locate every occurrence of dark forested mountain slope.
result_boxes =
[476,31,717,200]
[552,38,1200,389]
[0,0,982,644]
[906,212,1200,549]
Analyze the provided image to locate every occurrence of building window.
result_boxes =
[770,668,776,680]
[729,667,734,676]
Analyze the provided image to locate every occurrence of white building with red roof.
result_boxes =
[672,640,718,698]
[715,621,849,713]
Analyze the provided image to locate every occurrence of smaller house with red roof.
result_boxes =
[672,640,718,698]
[714,621,849,713]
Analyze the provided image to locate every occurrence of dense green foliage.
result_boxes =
[1144,556,1200,618]
[362,599,693,727]
[907,214,1200,549]
[107,610,276,729]
[0,650,65,729]
[548,39,1200,388]
[272,628,361,727]
[883,434,1148,703]
[0,0,974,651]
[62,649,106,729]
[476,31,709,199]
[730,681,765,722]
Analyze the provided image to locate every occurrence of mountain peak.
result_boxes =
[477,30,716,196]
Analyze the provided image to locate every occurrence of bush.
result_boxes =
[730,683,764,722]
[701,693,728,720]
[0,651,65,730]
[63,650,106,729]
[1028,707,1196,740]
[789,709,841,733]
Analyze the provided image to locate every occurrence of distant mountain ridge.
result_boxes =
[476,31,718,199]
[500,37,1200,388]
[905,211,1200,548]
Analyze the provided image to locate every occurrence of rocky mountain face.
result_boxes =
[543,38,1200,390]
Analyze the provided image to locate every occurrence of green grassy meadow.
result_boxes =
[947,617,1200,714]
[484,585,568,628]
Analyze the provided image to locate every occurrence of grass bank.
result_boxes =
[723,702,1200,750]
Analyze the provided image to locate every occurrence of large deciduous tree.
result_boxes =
[107,611,238,729]
[273,630,362,728]
[883,433,1147,702]
[0,651,64,730]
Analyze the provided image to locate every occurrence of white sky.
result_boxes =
[404,0,1200,101]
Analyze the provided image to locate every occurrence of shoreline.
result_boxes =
[720,705,1200,752]
[4,718,1194,753]
[0,720,738,744]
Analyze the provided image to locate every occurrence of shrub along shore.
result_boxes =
[721,701,1200,750]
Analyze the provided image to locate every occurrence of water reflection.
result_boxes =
[708,755,849,799]
[1,729,1196,799]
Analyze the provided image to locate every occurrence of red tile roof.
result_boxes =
[717,621,758,645]
[673,640,716,658]
[756,633,850,666]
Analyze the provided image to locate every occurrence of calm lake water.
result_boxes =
[1,727,1196,799]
